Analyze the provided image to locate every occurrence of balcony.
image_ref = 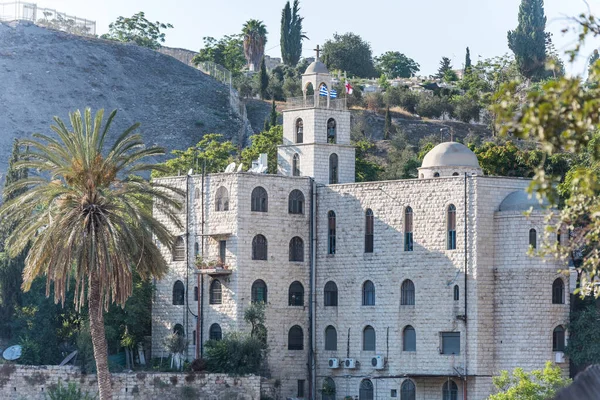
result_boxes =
[195,258,232,276]
[283,96,347,111]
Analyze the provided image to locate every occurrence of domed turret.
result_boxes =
[304,61,329,75]
[499,190,550,212]
[418,142,482,178]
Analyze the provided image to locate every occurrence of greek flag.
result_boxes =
[330,89,337,99]
[319,85,328,96]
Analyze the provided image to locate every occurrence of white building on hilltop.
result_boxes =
[152,59,571,400]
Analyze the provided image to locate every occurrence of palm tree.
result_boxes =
[0,108,182,400]
[242,19,268,71]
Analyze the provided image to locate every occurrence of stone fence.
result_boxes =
[0,364,261,399]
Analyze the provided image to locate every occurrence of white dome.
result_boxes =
[421,142,480,169]
[499,190,549,212]
[304,61,329,75]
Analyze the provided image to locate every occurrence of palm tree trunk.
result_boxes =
[88,269,112,400]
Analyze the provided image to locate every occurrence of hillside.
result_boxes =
[0,22,265,180]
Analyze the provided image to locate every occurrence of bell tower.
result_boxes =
[277,46,355,185]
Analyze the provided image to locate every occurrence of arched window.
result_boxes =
[553,326,565,351]
[193,330,196,345]
[401,380,416,400]
[401,279,415,305]
[251,279,267,303]
[173,236,185,261]
[289,281,304,306]
[210,280,222,304]
[447,204,456,250]
[324,281,338,306]
[434,172,440,178]
[363,326,376,351]
[365,209,374,253]
[325,325,337,350]
[452,172,459,176]
[454,285,459,301]
[194,242,199,257]
[442,381,458,400]
[328,211,336,254]
[194,286,198,301]
[362,280,375,306]
[403,326,416,352]
[322,378,336,400]
[173,324,184,336]
[327,118,337,144]
[329,153,338,184]
[215,186,229,211]
[529,228,537,249]
[288,325,304,350]
[251,186,268,212]
[404,206,413,251]
[292,153,300,176]
[252,234,268,260]
[172,280,185,305]
[194,188,200,200]
[289,236,304,262]
[296,118,304,143]
[209,323,222,341]
[359,379,374,400]
[288,189,305,214]
[552,278,564,304]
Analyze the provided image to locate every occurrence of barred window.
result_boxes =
[329,153,338,184]
[194,286,198,302]
[251,279,267,303]
[553,326,565,351]
[209,323,222,341]
[325,325,337,350]
[401,279,415,305]
[289,237,304,262]
[552,278,564,304]
[251,186,268,212]
[362,280,375,306]
[529,228,537,249]
[172,280,184,305]
[289,189,305,214]
[252,234,268,260]
[401,380,415,400]
[210,279,222,304]
[327,118,337,144]
[215,186,229,211]
[296,118,304,143]
[173,236,185,261]
[293,153,300,176]
[328,211,336,254]
[359,379,373,400]
[324,281,338,306]
[288,325,304,350]
[454,285,459,301]
[322,378,336,400]
[365,209,374,253]
[363,326,376,351]
[404,206,413,252]
[403,326,416,352]
[447,204,456,250]
[442,380,458,400]
[289,281,304,306]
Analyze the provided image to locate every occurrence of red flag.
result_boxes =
[345,81,353,95]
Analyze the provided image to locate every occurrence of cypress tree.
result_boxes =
[258,57,269,100]
[280,1,292,65]
[269,100,278,127]
[280,0,306,66]
[507,0,547,81]
[436,57,453,79]
[464,47,472,74]
[384,106,392,140]
[263,118,271,132]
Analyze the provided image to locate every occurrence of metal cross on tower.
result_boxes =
[314,45,321,61]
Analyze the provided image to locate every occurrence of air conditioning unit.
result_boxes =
[328,358,340,369]
[371,355,385,370]
[555,352,565,363]
[343,358,356,369]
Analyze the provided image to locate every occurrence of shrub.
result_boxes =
[205,332,265,375]
[415,95,447,119]
[47,380,96,400]
[19,336,41,365]
[190,358,207,372]
[364,92,384,112]
[451,94,482,123]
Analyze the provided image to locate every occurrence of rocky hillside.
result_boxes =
[0,22,267,180]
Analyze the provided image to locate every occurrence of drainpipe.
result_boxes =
[463,173,468,400]
[200,161,206,358]
[309,179,317,399]
[185,174,190,360]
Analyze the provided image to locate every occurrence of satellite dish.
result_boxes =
[3,345,22,361]
[224,162,236,173]
[59,350,78,366]
[236,164,243,172]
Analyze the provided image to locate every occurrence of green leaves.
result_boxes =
[280,0,306,66]
[322,33,377,78]
[101,12,173,49]
[507,0,547,80]
[375,51,420,79]
[489,362,570,400]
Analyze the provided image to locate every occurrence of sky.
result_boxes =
[28,0,600,76]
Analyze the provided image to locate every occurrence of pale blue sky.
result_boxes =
[33,0,600,76]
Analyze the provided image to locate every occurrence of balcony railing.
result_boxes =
[283,96,347,111]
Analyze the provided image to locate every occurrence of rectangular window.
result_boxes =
[219,240,226,264]
[441,332,460,355]
[391,389,398,398]
[298,380,305,398]
[404,232,413,251]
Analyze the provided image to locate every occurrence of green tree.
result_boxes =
[269,100,278,127]
[507,0,547,80]
[242,19,268,71]
[565,301,600,367]
[152,134,236,177]
[280,0,307,66]
[436,57,453,79]
[192,35,246,76]
[101,12,173,49]
[241,125,283,174]
[375,51,420,79]
[384,106,393,140]
[0,108,182,400]
[488,362,570,400]
[588,49,599,79]
[451,94,482,123]
[354,140,383,182]
[321,33,377,78]
[257,57,269,100]
[465,47,472,74]
[204,332,265,375]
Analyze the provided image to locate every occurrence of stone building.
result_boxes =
[152,60,571,400]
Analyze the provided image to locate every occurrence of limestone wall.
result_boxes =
[0,365,260,400]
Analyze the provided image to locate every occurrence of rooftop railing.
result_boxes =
[283,96,347,111]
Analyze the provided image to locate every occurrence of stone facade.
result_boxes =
[151,62,570,400]
[0,365,260,400]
